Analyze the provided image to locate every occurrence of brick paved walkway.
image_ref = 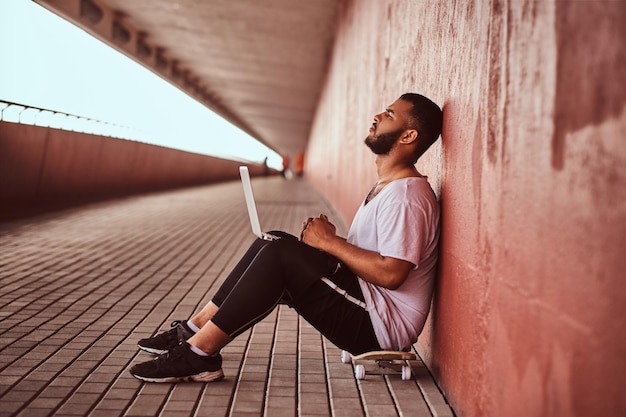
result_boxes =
[0,177,454,417]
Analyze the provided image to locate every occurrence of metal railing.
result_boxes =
[0,100,140,140]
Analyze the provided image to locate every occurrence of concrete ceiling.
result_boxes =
[35,0,341,158]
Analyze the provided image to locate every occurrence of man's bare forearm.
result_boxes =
[321,236,412,290]
[301,214,412,289]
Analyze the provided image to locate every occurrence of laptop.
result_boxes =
[239,166,280,241]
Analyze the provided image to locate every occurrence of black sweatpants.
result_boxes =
[210,231,381,355]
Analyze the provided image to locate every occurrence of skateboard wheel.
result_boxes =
[402,365,412,381]
[355,364,366,380]
[341,350,351,364]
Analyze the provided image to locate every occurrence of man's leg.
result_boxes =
[189,301,218,329]
[207,232,340,339]
[186,235,379,355]
[188,231,273,328]
[130,232,341,382]
[290,266,381,355]
[137,236,271,354]
[187,321,231,356]
[205,239,380,355]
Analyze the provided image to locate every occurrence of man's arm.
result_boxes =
[301,214,414,290]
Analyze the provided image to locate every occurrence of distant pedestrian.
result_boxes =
[294,151,305,177]
[281,154,290,178]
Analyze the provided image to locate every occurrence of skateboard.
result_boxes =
[341,350,416,380]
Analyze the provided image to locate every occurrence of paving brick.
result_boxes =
[0,178,453,417]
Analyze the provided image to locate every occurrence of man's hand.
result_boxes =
[301,214,413,289]
[300,214,336,250]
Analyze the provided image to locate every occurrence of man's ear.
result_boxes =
[400,129,418,144]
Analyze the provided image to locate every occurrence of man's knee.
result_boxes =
[266,230,297,240]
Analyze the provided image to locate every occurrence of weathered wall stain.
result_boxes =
[552,2,626,170]
[486,0,505,166]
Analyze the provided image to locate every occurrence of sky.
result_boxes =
[0,0,282,169]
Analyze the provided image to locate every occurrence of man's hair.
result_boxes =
[400,93,443,162]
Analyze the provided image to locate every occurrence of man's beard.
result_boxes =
[364,128,404,155]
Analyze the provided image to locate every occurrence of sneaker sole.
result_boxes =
[137,344,167,355]
[130,369,224,383]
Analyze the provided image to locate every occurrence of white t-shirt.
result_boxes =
[347,177,440,351]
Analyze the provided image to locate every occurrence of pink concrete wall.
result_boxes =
[0,122,269,221]
[306,1,625,416]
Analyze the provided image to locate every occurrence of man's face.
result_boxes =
[364,98,412,155]
[364,127,404,155]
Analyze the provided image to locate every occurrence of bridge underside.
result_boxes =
[35,0,340,159]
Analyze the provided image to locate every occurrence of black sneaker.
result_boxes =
[130,341,224,383]
[138,320,195,355]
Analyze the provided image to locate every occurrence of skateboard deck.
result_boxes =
[341,350,416,380]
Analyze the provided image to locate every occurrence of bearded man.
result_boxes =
[130,93,443,383]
